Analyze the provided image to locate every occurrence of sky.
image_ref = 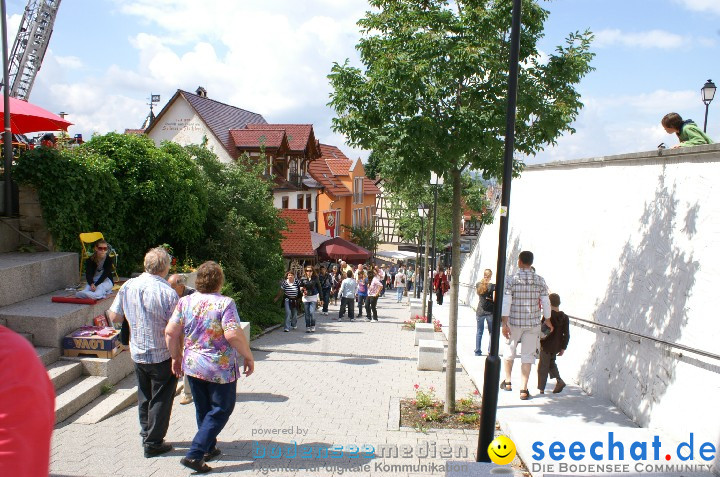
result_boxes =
[5,0,720,164]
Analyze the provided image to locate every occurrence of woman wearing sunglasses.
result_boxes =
[299,266,322,332]
[77,240,116,300]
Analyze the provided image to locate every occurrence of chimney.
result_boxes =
[196,86,207,98]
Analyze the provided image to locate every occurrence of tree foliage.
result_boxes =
[329,0,594,180]
[328,0,594,411]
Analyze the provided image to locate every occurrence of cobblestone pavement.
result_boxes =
[50,294,479,477]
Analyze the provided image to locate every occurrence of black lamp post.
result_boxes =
[1,0,14,217]
[702,79,716,133]
[416,204,429,298]
[426,172,443,322]
[477,0,523,462]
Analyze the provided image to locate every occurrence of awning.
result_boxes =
[376,250,418,260]
[316,237,371,264]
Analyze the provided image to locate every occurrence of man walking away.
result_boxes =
[500,251,551,401]
[108,248,179,457]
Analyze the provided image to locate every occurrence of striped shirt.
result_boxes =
[109,273,178,364]
[280,279,299,299]
[501,268,551,328]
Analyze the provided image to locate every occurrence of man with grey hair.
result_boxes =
[108,247,179,457]
[167,274,195,405]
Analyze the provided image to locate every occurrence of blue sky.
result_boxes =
[6,0,719,163]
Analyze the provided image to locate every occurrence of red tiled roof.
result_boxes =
[124,128,145,135]
[229,129,288,150]
[246,124,317,154]
[320,144,353,176]
[278,209,315,257]
[363,177,381,195]
[308,152,352,198]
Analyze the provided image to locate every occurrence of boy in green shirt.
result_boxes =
[662,112,713,148]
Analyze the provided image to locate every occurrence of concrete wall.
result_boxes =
[17,186,54,250]
[460,144,720,460]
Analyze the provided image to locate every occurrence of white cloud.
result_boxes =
[594,29,689,49]
[674,0,720,15]
[55,55,84,69]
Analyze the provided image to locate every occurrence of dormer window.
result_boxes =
[288,159,297,182]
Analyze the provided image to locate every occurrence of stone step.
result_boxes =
[47,360,83,391]
[60,348,134,385]
[73,375,183,425]
[18,331,34,345]
[0,252,78,307]
[35,346,60,366]
[0,290,114,348]
[54,375,108,424]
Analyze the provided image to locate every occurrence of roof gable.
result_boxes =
[246,124,320,157]
[148,89,267,158]
[230,129,289,151]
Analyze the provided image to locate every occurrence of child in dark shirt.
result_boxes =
[538,293,570,394]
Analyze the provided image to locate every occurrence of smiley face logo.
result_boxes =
[488,435,516,465]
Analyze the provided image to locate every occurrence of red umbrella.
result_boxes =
[0,97,72,134]
[317,237,371,264]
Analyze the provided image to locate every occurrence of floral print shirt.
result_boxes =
[169,292,242,384]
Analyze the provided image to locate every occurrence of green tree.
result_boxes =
[343,224,380,256]
[187,145,286,329]
[328,0,593,411]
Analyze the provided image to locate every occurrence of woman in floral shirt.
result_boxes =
[165,261,254,473]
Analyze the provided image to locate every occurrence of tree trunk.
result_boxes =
[445,167,462,414]
[421,208,431,318]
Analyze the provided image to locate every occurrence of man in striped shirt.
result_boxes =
[108,247,179,457]
[500,251,551,400]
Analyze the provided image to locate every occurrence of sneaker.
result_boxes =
[144,442,173,458]
[311,326,316,332]
[292,325,297,329]
[306,329,312,333]
[350,318,355,321]
[180,457,212,473]
[179,394,193,405]
[284,329,290,332]
[324,312,328,316]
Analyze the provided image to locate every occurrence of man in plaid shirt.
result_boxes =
[108,247,179,457]
[500,251,551,400]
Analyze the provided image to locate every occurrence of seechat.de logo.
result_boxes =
[488,435,516,465]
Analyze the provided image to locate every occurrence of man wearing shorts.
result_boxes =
[500,251,551,400]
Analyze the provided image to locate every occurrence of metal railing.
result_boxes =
[568,315,720,361]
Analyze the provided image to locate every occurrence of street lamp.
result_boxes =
[426,172,443,323]
[416,204,429,299]
[701,79,716,133]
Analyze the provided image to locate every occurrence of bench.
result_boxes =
[414,322,435,345]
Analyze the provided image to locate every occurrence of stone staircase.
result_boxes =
[0,252,135,423]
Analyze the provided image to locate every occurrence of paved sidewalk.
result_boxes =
[51,295,480,477]
[432,301,716,477]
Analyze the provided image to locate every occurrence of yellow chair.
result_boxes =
[79,232,119,283]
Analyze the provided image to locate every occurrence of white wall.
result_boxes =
[273,191,318,231]
[460,144,720,462]
[146,98,233,163]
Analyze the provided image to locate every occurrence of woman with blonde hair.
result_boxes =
[475,269,495,356]
[76,239,116,299]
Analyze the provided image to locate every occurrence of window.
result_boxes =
[306,194,312,212]
[353,208,364,227]
[297,195,304,209]
[309,221,315,232]
[288,159,298,182]
[281,196,289,209]
[353,177,364,204]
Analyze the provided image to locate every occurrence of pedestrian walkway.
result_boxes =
[50,296,479,477]
[432,301,716,477]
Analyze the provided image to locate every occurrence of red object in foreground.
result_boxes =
[0,96,72,134]
[51,296,98,305]
[0,326,55,477]
[316,237,371,264]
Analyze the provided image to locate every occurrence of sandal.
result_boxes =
[500,380,512,391]
[520,389,531,400]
